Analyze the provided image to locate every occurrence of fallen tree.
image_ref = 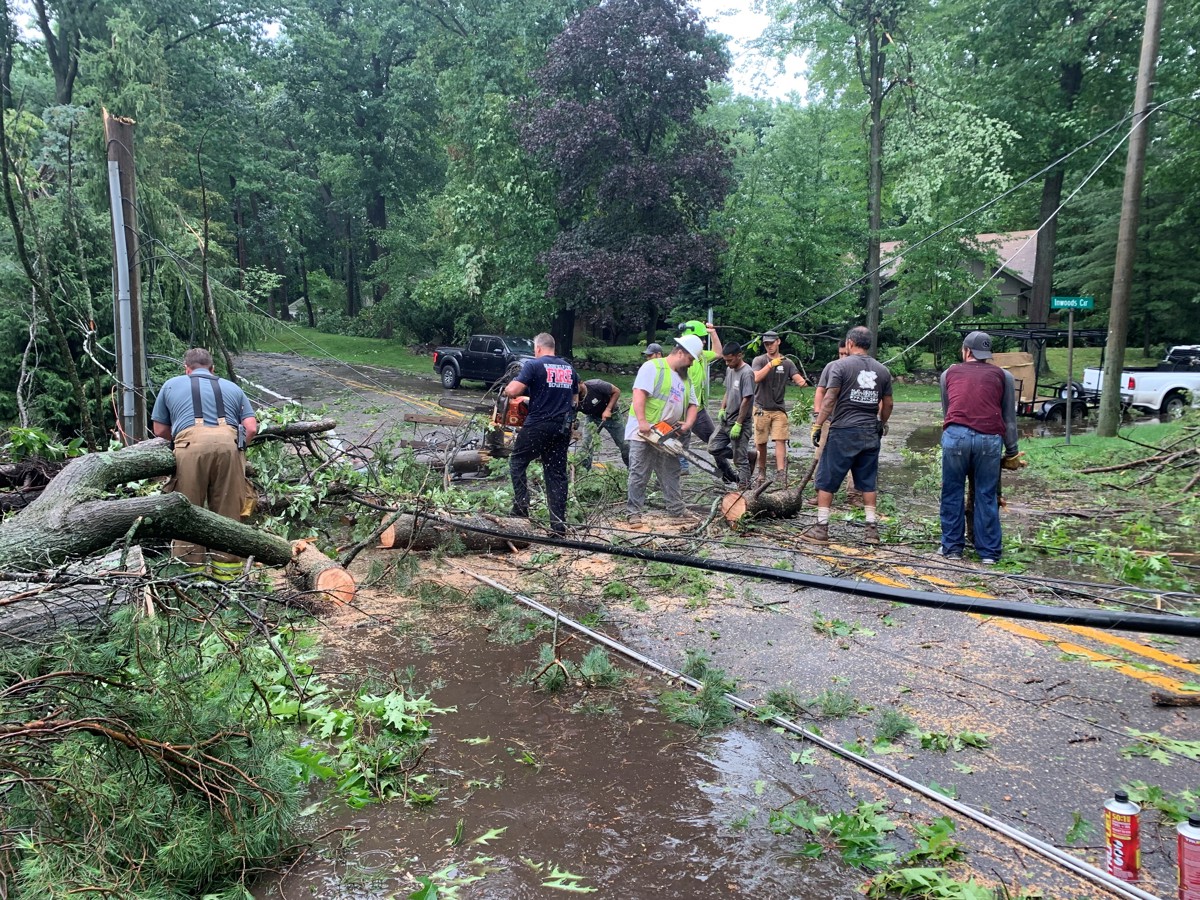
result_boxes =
[0,438,354,603]
[378,511,531,553]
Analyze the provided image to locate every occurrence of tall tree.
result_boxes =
[947,0,1142,326]
[518,0,733,354]
[763,0,915,350]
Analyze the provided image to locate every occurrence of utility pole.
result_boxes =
[104,109,148,443]
[1096,0,1163,437]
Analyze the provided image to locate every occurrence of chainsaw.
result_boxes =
[643,421,726,483]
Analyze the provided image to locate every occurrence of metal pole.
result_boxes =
[1096,0,1164,437]
[1065,309,1075,444]
[107,160,135,442]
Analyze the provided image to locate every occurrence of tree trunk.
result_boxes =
[299,242,316,328]
[1028,167,1063,328]
[0,440,354,603]
[864,26,885,351]
[720,486,806,524]
[378,513,531,553]
[552,307,575,358]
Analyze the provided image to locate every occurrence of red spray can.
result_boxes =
[1179,813,1200,900]
[1105,790,1141,882]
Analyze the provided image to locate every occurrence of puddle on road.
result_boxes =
[253,615,853,899]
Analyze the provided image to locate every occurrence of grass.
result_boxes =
[1042,346,1159,383]
[1021,417,1190,480]
[254,325,433,376]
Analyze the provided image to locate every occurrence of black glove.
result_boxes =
[876,420,888,438]
[812,426,822,448]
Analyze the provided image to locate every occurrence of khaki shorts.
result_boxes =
[753,408,790,443]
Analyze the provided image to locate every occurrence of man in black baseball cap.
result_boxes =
[938,330,1023,564]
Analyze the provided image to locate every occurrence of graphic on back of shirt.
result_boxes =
[851,369,878,404]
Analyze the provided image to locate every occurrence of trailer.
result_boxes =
[956,325,1110,422]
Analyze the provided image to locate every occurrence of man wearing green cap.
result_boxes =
[676,320,737,482]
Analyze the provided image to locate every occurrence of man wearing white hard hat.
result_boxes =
[625,335,702,525]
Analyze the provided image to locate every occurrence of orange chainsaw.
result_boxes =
[643,421,724,482]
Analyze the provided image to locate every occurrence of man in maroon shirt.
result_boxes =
[938,331,1022,564]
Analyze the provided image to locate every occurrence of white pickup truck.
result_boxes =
[1082,345,1200,417]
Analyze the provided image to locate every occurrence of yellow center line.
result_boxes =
[980,618,1192,693]
[275,360,465,417]
[1058,625,1200,677]
[837,561,1195,690]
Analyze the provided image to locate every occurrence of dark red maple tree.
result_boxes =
[518,0,733,351]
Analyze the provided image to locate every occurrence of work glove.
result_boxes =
[876,420,888,437]
[730,422,742,439]
[1001,451,1028,471]
[769,357,784,368]
[717,408,727,423]
[811,425,822,447]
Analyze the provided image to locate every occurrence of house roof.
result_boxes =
[878,230,1039,287]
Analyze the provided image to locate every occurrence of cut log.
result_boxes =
[414,450,492,475]
[721,485,806,524]
[379,512,530,553]
[0,438,354,604]
[256,418,339,440]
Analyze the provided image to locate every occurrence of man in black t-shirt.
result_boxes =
[504,333,581,534]
[577,379,629,470]
[803,327,893,546]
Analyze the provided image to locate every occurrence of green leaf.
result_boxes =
[471,826,508,846]
[408,876,439,900]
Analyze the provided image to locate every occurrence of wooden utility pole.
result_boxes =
[1096,0,1164,437]
[104,109,148,443]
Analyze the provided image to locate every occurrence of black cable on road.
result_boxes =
[428,513,1200,639]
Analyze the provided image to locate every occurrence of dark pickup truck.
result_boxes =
[432,335,535,389]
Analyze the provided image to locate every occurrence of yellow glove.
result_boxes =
[1001,451,1027,471]
[769,357,784,368]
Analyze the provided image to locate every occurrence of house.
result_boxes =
[878,230,1038,320]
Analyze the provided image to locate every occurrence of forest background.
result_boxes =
[2,0,1199,444]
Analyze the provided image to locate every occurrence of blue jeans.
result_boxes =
[940,424,1003,559]
[578,411,630,470]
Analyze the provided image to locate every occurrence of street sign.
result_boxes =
[1051,295,1095,310]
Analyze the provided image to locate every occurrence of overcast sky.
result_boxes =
[694,0,808,98]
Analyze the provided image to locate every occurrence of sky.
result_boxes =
[694,0,808,99]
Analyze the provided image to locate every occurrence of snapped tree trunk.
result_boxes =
[0,439,354,603]
[378,512,531,553]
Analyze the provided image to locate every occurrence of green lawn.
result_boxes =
[253,326,434,376]
[1042,346,1158,383]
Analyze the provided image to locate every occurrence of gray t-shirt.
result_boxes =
[751,354,800,410]
[722,363,755,423]
[826,355,893,429]
[151,368,254,438]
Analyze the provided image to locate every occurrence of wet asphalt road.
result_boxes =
[238,349,1199,897]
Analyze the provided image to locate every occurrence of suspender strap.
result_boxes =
[188,374,229,427]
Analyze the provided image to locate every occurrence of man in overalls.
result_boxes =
[151,348,257,578]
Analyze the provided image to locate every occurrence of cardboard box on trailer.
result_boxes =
[993,352,1036,403]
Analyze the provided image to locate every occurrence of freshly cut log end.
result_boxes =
[721,492,748,523]
[379,523,397,549]
[291,540,356,605]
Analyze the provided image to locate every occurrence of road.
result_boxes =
[238,349,1199,897]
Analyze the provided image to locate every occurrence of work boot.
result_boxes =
[863,523,879,545]
[800,522,829,544]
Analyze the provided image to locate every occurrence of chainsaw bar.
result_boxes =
[643,424,726,484]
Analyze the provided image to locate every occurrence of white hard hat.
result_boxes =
[674,334,703,360]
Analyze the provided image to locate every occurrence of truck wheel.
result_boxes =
[1163,391,1187,419]
[440,364,461,389]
